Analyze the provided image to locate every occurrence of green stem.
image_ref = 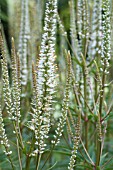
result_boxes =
[5,146,15,170]
[95,73,98,102]
[36,153,42,170]
[25,155,31,170]
[8,156,15,170]
[99,73,105,118]
[17,138,22,170]
[84,120,88,150]
[96,141,101,168]
[25,135,35,170]
[96,66,106,167]
[80,138,95,166]
[13,123,24,150]
[40,137,59,170]
[40,148,54,170]
[83,65,88,151]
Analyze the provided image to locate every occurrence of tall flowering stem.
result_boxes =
[88,0,102,102]
[11,38,21,123]
[96,0,111,167]
[28,0,58,161]
[1,32,24,151]
[40,51,71,170]
[36,0,58,152]
[11,38,24,169]
[11,38,24,150]
[51,51,71,146]
[0,34,14,165]
[0,32,13,119]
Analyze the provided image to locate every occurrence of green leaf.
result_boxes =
[47,162,57,170]
[100,153,108,166]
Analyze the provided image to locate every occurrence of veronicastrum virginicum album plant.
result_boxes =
[1,0,113,169]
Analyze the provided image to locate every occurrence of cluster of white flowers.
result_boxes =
[29,0,58,155]
[82,0,89,43]
[77,0,83,43]
[0,33,13,119]
[68,119,81,170]
[1,34,22,152]
[57,14,67,37]
[68,141,78,170]
[37,0,57,95]
[51,91,70,145]
[88,0,102,60]
[70,0,79,56]
[74,0,88,101]
[18,0,30,85]
[51,52,71,146]
[77,0,89,55]
[0,104,12,156]
[11,38,21,122]
[101,0,111,74]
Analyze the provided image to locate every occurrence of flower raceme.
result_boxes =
[0,103,12,156]
[18,0,30,86]
[29,0,58,155]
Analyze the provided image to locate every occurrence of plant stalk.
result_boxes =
[36,153,42,170]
